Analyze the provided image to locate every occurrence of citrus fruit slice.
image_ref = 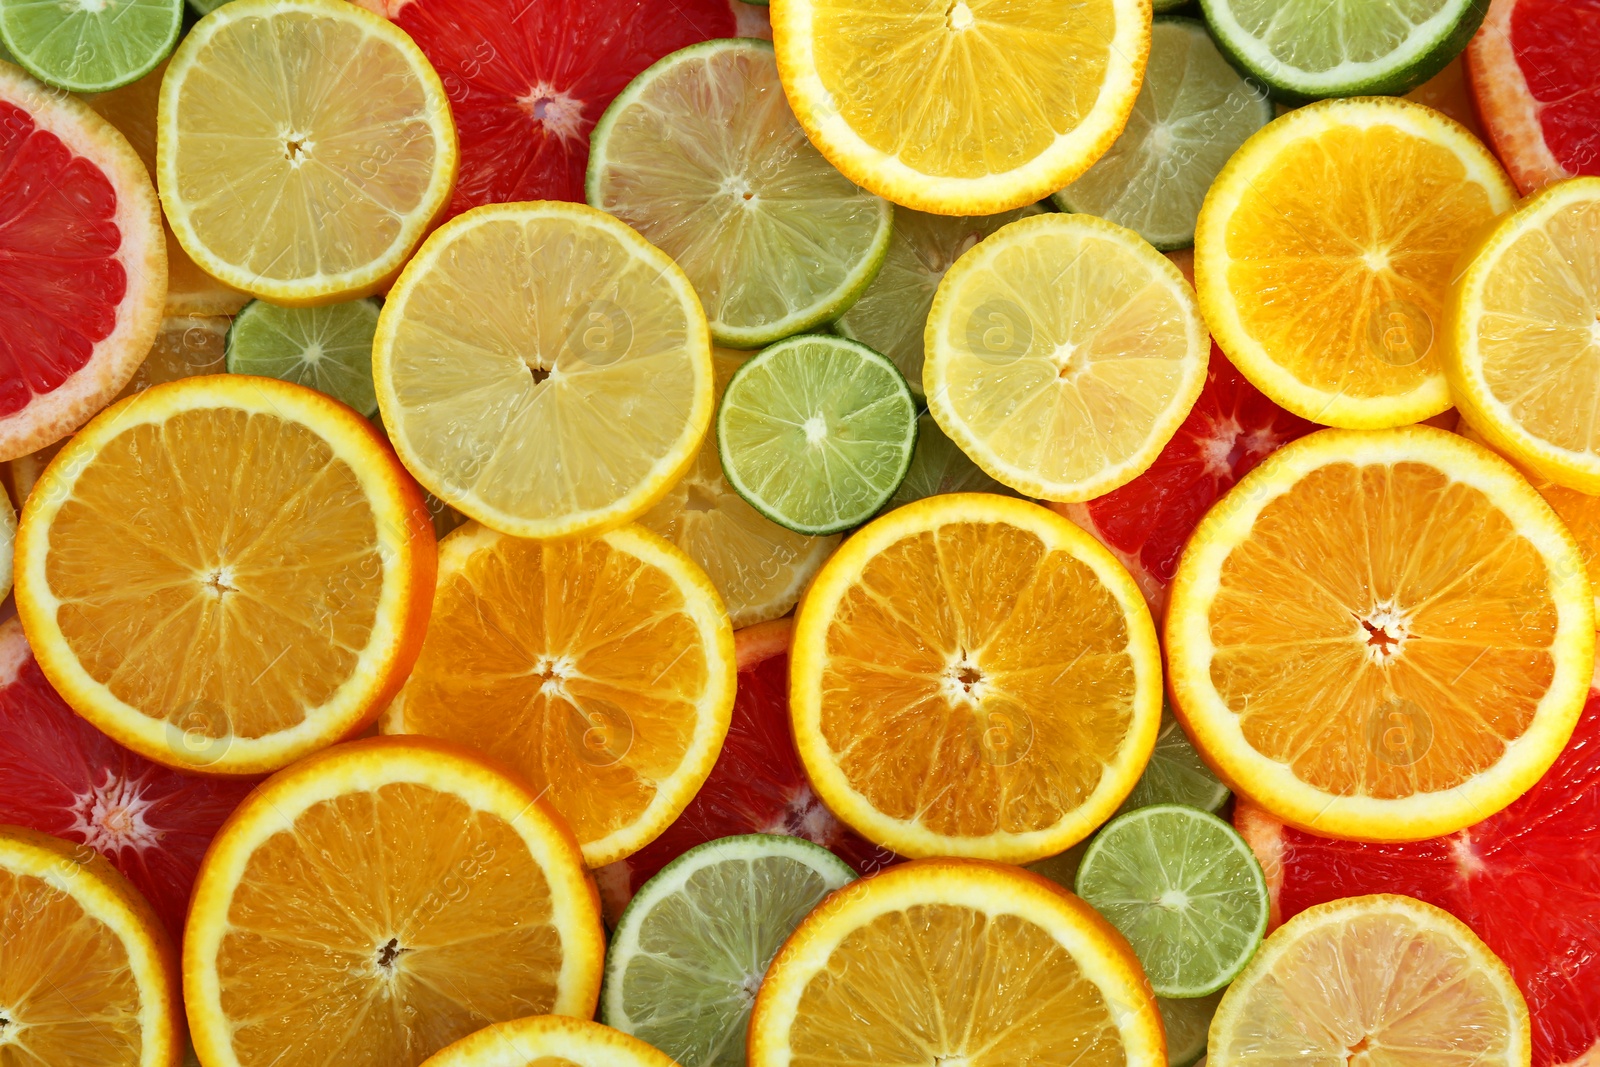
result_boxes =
[1199,0,1487,100]
[750,859,1166,1067]
[602,834,855,1066]
[1405,55,1487,137]
[1159,991,1222,1067]
[587,38,892,350]
[226,298,381,417]
[1166,425,1595,842]
[1233,688,1600,1067]
[1467,0,1600,195]
[0,0,179,92]
[1208,894,1530,1067]
[1052,18,1272,251]
[879,412,1014,515]
[925,212,1209,502]
[0,62,165,463]
[791,493,1162,862]
[381,521,735,868]
[184,736,606,1067]
[717,334,918,536]
[593,617,896,923]
[13,375,437,776]
[374,200,712,540]
[1447,176,1600,493]
[1194,97,1515,429]
[156,0,458,305]
[0,824,182,1067]
[420,1017,677,1067]
[638,350,839,629]
[768,0,1150,214]
[1117,704,1229,815]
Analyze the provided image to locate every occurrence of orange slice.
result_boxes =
[184,737,605,1067]
[14,375,436,776]
[789,493,1161,863]
[382,522,735,867]
[420,1016,677,1067]
[749,859,1165,1067]
[1166,425,1594,842]
[0,824,182,1067]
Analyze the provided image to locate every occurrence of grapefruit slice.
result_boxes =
[0,617,254,940]
[0,61,166,462]
[1234,688,1600,1067]
[379,0,734,220]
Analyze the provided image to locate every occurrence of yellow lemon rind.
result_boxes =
[419,1014,680,1067]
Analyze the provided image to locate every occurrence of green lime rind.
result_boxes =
[879,412,1018,514]
[587,38,892,350]
[0,0,181,92]
[1054,18,1270,251]
[1199,0,1488,102]
[601,834,855,1067]
[1117,703,1230,816]
[1075,804,1268,999]
[718,334,918,536]
[226,298,381,417]
[1159,990,1224,1067]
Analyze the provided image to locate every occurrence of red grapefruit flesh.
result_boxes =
[1467,0,1600,194]
[380,0,736,220]
[595,618,897,921]
[1235,688,1600,1067]
[0,617,255,940]
[0,63,165,461]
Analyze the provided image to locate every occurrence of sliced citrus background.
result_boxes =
[1194,97,1515,428]
[382,521,735,868]
[1167,425,1594,842]
[749,859,1165,1067]
[184,737,606,1067]
[790,493,1162,863]
[769,0,1151,214]
[14,375,436,777]
[420,1016,679,1067]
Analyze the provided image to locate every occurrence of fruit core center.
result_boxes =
[1149,123,1173,155]
[201,566,237,597]
[1052,342,1080,380]
[76,0,108,12]
[722,176,758,205]
[1590,313,1600,350]
[1200,417,1247,476]
[934,1056,971,1067]
[945,0,975,31]
[519,86,585,142]
[1158,888,1189,909]
[1356,605,1409,663]
[533,655,573,692]
[71,772,160,855]
[1362,248,1390,273]
[944,651,988,703]
[375,937,410,973]
[0,1010,13,1046]
[300,341,324,366]
[282,131,312,164]
[526,360,551,385]
[803,415,828,445]
[1346,1035,1373,1062]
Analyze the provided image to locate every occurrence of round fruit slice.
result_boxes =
[750,859,1165,1067]
[226,298,381,417]
[638,350,839,629]
[374,200,713,540]
[1053,18,1272,251]
[925,212,1208,502]
[717,334,917,536]
[588,38,891,349]
[1195,97,1515,429]
[0,824,182,1067]
[1199,0,1487,100]
[381,521,735,868]
[14,375,437,777]
[1208,894,1530,1067]
[156,0,458,305]
[879,412,1014,515]
[1167,425,1595,842]
[603,834,855,1066]
[768,0,1150,215]
[0,0,179,92]
[1467,0,1600,195]
[420,1017,677,1067]
[0,62,165,463]
[1117,704,1229,815]
[1447,177,1600,493]
[184,737,606,1067]
[791,493,1162,862]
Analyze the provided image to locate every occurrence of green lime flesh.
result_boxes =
[879,412,1018,514]
[602,834,855,1067]
[1159,989,1224,1067]
[718,334,917,536]
[587,38,892,349]
[0,0,180,92]
[1117,703,1230,816]
[226,298,381,417]
[1075,804,1268,998]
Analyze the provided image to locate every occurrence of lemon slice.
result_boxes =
[422,1017,678,1067]
[374,201,713,540]
[156,0,458,305]
[925,212,1208,502]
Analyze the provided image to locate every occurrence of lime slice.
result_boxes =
[226,299,381,417]
[1053,18,1271,251]
[0,0,180,92]
[879,413,1016,514]
[1075,804,1269,998]
[717,335,917,535]
[1159,990,1223,1067]
[587,38,892,349]
[1117,703,1230,815]
[1199,0,1488,100]
[835,205,1042,395]
[602,834,855,1067]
